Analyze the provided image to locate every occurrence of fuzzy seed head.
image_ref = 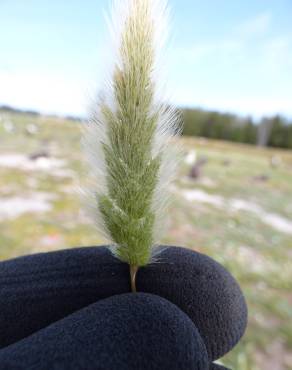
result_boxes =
[82,0,181,267]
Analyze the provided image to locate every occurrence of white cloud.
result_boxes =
[1,9,291,119]
[237,11,272,37]
[203,97,292,118]
[0,70,90,116]
[172,40,242,63]
[262,36,292,71]
[167,10,292,118]
[173,90,292,118]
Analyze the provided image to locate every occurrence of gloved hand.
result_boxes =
[0,246,247,369]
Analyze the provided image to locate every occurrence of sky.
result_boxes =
[0,0,291,119]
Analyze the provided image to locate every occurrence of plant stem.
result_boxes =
[130,265,138,293]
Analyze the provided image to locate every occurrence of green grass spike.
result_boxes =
[83,0,181,291]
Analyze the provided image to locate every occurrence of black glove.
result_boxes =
[0,246,247,369]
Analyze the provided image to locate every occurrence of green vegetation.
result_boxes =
[85,0,172,270]
[0,111,292,369]
[183,108,292,149]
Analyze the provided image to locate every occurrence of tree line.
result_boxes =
[182,108,292,149]
[1,104,291,149]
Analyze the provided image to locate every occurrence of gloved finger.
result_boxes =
[0,245,247,362]
[0,293,209,370]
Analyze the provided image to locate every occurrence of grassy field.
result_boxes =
[0,111,292,369]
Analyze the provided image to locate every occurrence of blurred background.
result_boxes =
[0,1,292,369]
